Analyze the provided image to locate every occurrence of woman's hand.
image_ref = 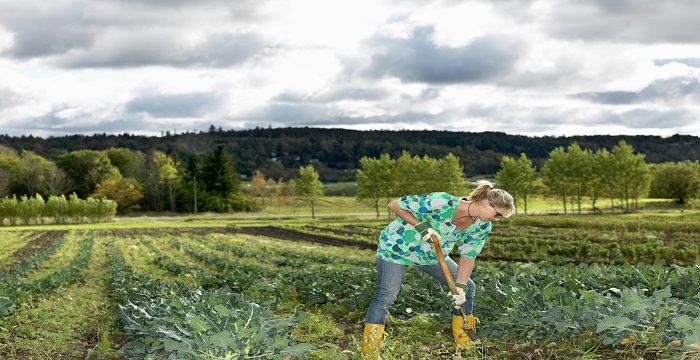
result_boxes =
[451,287,466,309]
[414,222,440,242]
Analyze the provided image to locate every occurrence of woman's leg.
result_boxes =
[364,256,408,324]
[416,258,476,315]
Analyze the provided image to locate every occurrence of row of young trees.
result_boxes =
[497,140,700,214]
[355,152,465,217]
[0,194,116,226]
[356,140,700,216]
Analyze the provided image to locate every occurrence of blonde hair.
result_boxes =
[467,180,516,218]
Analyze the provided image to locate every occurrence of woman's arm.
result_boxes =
[456,257,475,284]
[387,200,422,226]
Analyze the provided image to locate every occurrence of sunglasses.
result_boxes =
[489,201,504,219]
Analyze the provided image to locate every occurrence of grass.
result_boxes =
[0,234,124,359]
[0,231,35,266]
[21,231,82,282]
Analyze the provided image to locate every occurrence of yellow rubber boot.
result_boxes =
[361,323,386,358]
[452,314,479,347]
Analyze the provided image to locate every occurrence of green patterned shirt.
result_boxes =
[377,192,492,265]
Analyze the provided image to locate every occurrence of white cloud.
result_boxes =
[0,0,698,137]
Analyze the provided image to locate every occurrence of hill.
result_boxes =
[1,128,699,181]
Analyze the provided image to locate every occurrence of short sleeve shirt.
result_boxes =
[377,192,492,266]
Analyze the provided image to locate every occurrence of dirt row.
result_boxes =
[97,226,542,263]
[4,230,67,267]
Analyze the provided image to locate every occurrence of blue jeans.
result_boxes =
[365,256,476,324]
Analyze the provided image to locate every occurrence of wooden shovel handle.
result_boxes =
[431,234,460,296]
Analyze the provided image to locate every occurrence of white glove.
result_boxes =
[452,287,466,309]
[421,227,440,242]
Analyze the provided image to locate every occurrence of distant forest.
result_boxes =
[2,127,699,181]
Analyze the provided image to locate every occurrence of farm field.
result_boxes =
[0,212,699,359]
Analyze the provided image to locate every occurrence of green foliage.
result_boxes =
[649,161,700,204]
[356,152,466,218]
[356,154,394,218]
[56,150,121,198]
[294,165,324,218]
[1,129,700,182]
[103,147,143,179]
[0,193,116,226]
[496,153,536,213]
[202,145,240,197]
[92,177,144,213]
[106,240,313,360]
[543,141,651,213]
[0,233,93,317]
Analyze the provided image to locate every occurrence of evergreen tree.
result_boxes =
[177,154,203,213]
[202,145,239,197]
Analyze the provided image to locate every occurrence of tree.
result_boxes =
[542,146,571,213]
[56,150,121,198]
[43,166,72,196]
[436,153,466,195]
[0,168,10,198]
[92,177,144,213]
[649,161,700,204]
[595,148,618,210]
[496,153,536,214]
[202,145,239,197]
[0,145,21,196]
[566,143,594,214]
[177,154,203,213]
[153,152,179,211]
[294,165,323,219]
[247,170,273,207]
[611,140,650,211]
[104,147,143,179]
[357,155,394,218]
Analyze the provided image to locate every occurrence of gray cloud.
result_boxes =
[0,1,269,68]
[102,0,268,20]
[654,58,700,68]
[1,106,146,135]
[400,87,442,102]
[0,87,22,110]
[274,86,390,104]
[55,32,266,68]
[314,87,390,102]
[575,77,700,104]
[595,108,694,129]
[0,2,98,58]
[359,26,524,84]
[542,0,700,43]
[245,103,443,127]
[125,91,224,118]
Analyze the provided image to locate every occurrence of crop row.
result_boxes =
[0,232,36,265]
[123,232,700,352]
[288,223,700,265]
[0,232,93,316]
[106,238,313,359]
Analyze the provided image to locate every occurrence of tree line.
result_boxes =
[357,140,700,216]
[1,128,699,181]
[1,139,698,220]
[0,144,254,214]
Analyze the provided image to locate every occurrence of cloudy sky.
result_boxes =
[0,0,699,137]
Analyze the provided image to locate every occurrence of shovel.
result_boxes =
[430,234,480,343]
